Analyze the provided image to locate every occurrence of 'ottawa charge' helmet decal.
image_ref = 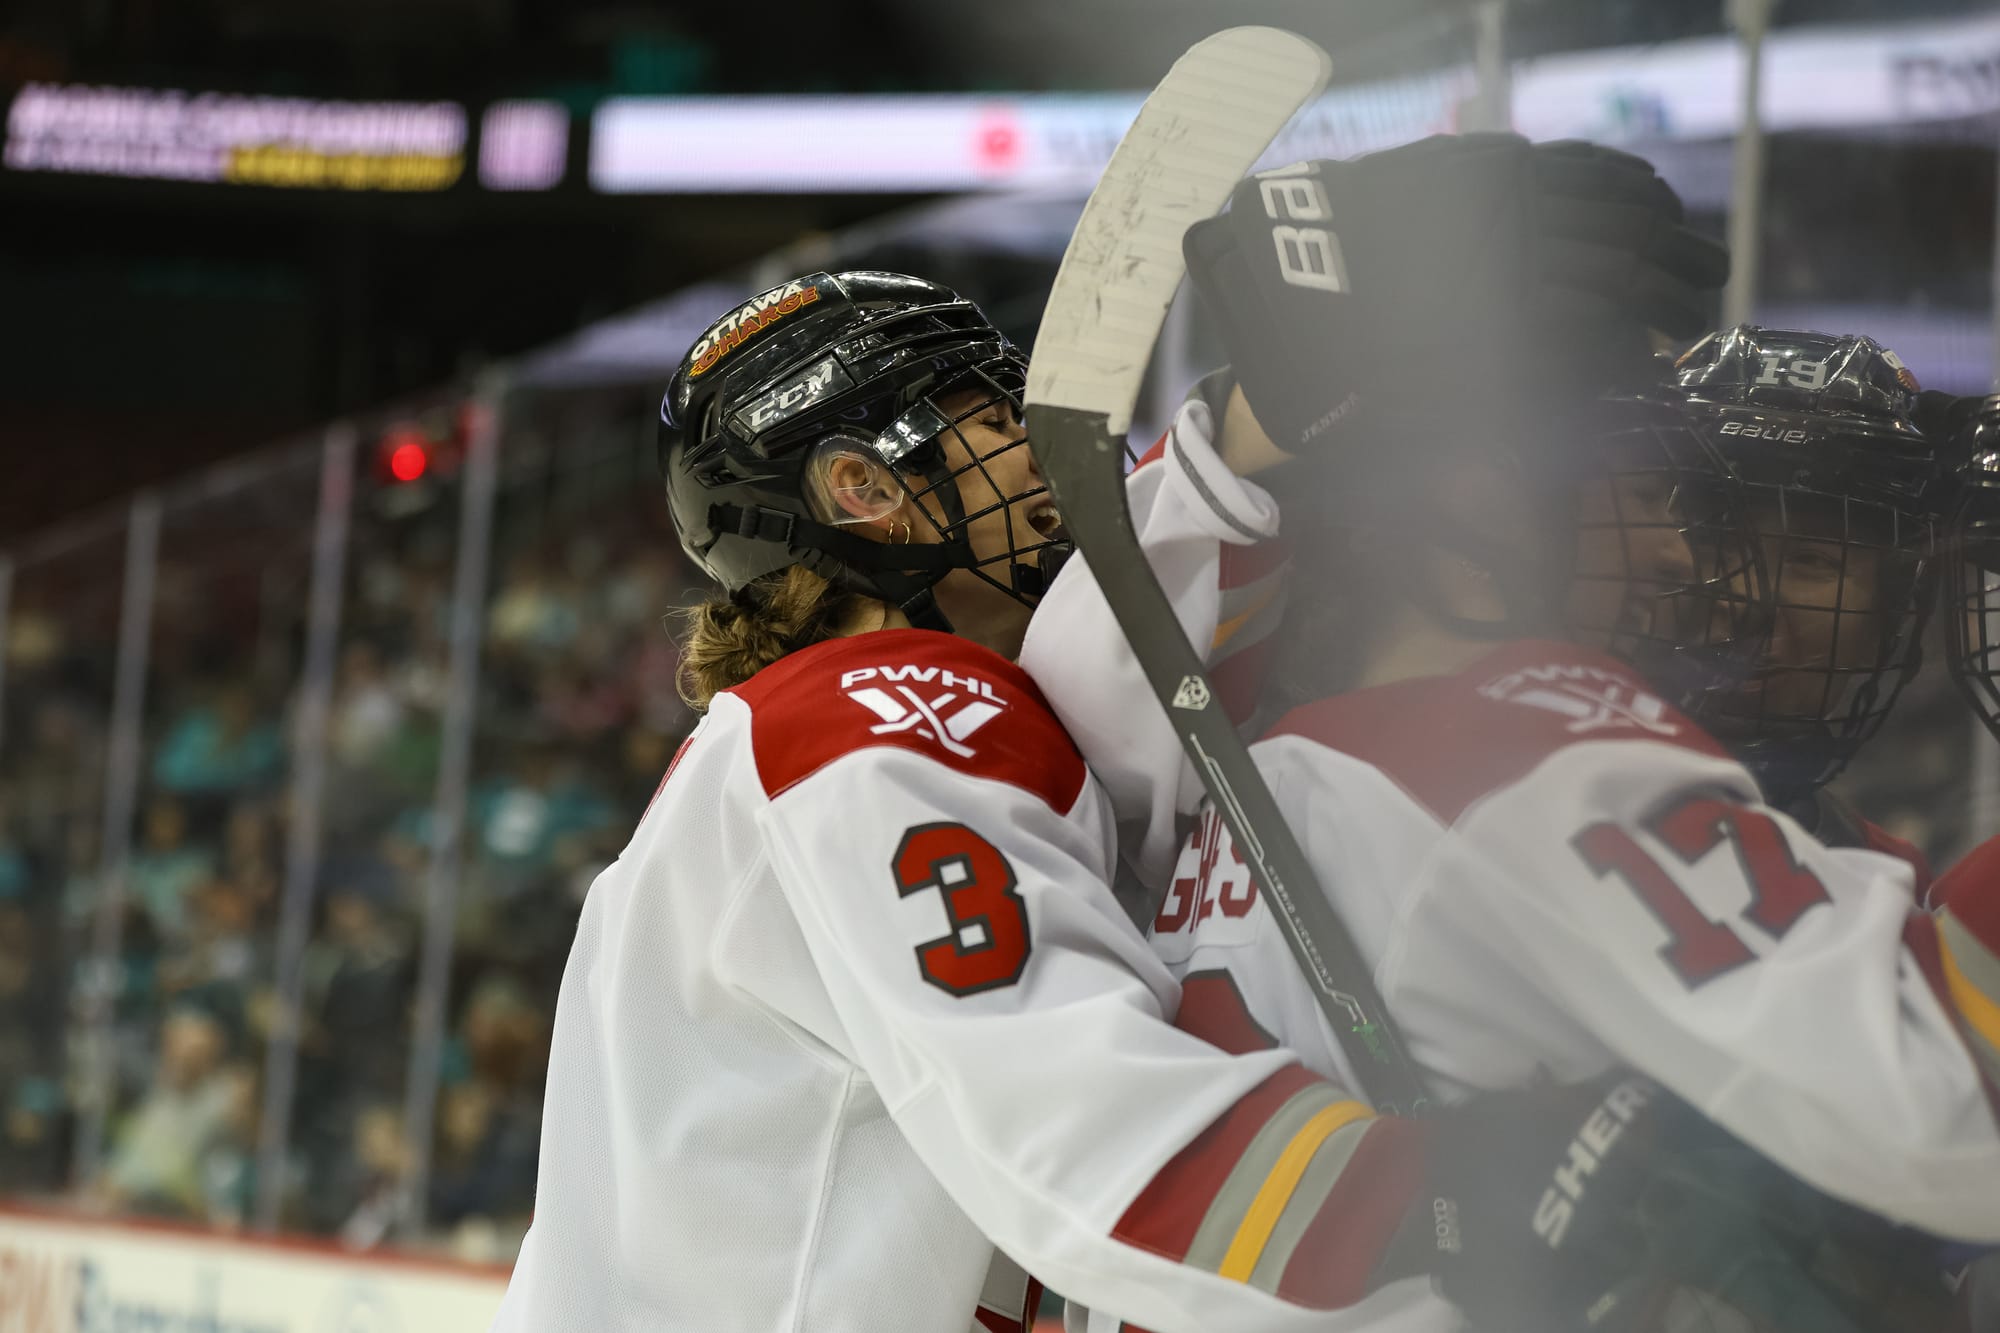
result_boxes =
[683,276,825,380]
[659,271,1068,630]
[1673,324,1948,802]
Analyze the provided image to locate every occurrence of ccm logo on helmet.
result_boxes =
[1530,1077,1655,1250]
[740,356,851,434]
[1719,420,1808,444]
[689,279,824,378]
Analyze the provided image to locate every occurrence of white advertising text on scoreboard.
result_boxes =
[3,85,467,191]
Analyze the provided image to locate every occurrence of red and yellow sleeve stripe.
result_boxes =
[1111,971,1425,1310]
[1940,896,2000,1091]
[1938,908,2000,1059]
[1112,1066,1423,1308]
[1908,838,2000,1115]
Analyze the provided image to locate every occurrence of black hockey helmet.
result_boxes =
[659,270,1068,630]
[1672,325,1946,801]
[1940,393,2000,743]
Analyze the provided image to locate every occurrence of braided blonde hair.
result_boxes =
[676,565,872,711]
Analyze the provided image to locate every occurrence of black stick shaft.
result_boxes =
[1033,404,1430,1115]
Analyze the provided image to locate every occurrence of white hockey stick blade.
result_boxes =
[1025,26,1330,436]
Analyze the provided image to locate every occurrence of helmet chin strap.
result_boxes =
[1009,543,1074,600]
[862,562,959,634]
[869,542,1075,632]
[705,499,986,634]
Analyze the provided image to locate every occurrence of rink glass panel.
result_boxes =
[0,523,129,1200]
[245,394,480,1246]
[422,383,700,1261]
[83,448,324,1227]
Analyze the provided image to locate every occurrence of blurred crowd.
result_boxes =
[0,418,700,1260]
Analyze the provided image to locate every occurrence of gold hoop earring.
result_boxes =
[889,519,911,546]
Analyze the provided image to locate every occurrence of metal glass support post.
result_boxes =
[70,493,162,1187]
[397,372,505,1237]
[1722,0,1775,329]
[1465,0,1512,134]
[252,424,357,1230]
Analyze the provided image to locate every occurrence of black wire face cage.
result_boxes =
[1556,407,1770,715]
[1693,473,1935,800]
[871,358,1072,609]
[1945,478,2000,744]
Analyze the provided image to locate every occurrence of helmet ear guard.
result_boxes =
[807,438,910,527]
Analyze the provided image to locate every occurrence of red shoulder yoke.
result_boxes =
[1268,640,1733,825]
[731,628,1088,814]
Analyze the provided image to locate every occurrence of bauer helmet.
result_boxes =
[659,270,1067,632]
[1672,325,1946,801]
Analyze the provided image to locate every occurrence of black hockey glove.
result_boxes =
[1184,134,1730,454]
[1387,1071,1963,1333]
[1381,1071,1701,1333]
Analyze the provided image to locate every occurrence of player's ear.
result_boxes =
[815,445,905,525]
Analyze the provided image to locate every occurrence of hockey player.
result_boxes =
[486,269,1588,1333]
[494,270,1341,1333]
[494,139,1739,1333]
[1022,160,2000,1330]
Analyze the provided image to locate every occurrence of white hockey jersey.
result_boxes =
[493,627,1447,1333]
[1021,398,2000,1267]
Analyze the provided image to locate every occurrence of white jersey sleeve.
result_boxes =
[735,630,1439,1333]
[1157,640,2000,1243]
[1020,396,1284,885]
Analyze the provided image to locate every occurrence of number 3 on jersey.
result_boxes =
[1574,794,1832,989]
[893,823,1031,996]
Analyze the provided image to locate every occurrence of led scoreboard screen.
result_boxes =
[4,83,468,191]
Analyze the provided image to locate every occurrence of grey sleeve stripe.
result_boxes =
[1940,912,2000,1079]
[1170,427,1267,544]
[1181,1081,1349,1274]
[1970,1033,2000,1092]
[1246,1115,1377,1294]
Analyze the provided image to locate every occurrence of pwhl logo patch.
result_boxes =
[841,665,1006,758]
[1479,663,1679,736]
